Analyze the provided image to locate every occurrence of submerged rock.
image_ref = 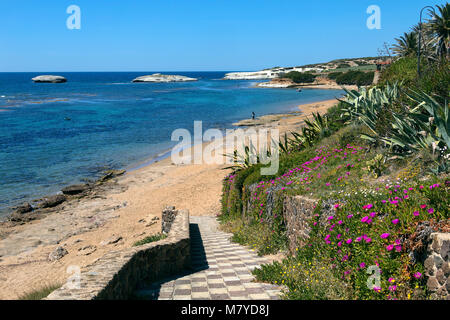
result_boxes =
[32,75,67,83]
[132,73,197,83]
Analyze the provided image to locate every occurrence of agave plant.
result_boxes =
[303,112,331,139]
[338,82,401,138]
[383,90,450,157]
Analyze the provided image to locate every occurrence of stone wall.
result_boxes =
[46,207,190,300]
[425,233,450,300]
[283,196,318,253]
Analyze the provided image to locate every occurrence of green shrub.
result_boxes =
[283,71,316,83]
[18,284,61,300]
[379,57,418,86]
[335,71,374,86]
[133,233,167,246]
[327,72,343,80]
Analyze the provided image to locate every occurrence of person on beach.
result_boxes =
[252,112,255,120]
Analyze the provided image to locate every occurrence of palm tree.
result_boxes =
[427,3,450,59]
[392,31,418,57]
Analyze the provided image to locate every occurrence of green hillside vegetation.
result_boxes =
[219,3,449,301]
[281,71,317,83]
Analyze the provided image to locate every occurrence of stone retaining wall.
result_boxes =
[425,233,450,300]
[46,207,190,300]
[283,196,318,253]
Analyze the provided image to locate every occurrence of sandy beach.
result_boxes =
[0,98,338,299]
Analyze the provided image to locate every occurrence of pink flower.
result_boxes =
[380,233,390,239]
[420,204,427,209]
[363,204,373,210]
[388,277,395,283]
[356,236,362,242]
[389,285,397,292]
[359,262,366,269]
[337,241,342,247]
[346,238,352,244]
[373,286,381,292]
[386,244,394,251]
[338,220,343,225]
[334,204,340,209]
[392,219,399,225]
[414,272,422,279]
[370,212,377,218]
[395,245,402,252]
[365,237,372,243]
[413,211,420,217]
[428,208,434,214]
[361,216,369,223]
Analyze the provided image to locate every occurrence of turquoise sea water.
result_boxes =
[0,72,343,216]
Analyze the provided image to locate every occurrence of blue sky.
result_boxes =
[0,0,440,72]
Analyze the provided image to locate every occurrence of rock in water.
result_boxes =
[32,75,67,83]
[48,246,68,261]
[61,184,90,195]
[39,194,66,208]
[132,73,197,83]
[14,203,33,214]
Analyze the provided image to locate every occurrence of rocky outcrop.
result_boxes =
[257,78,297,88]
[132,73,197,83]
[224,66,324,80]
[32,75,67,83]
[39,194,66,209]
[14,203,33,214]
[224,71,276,80]
[61,184,90,196]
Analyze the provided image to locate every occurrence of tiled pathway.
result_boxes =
[135,216,282,300]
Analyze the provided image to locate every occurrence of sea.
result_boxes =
[0,71,343,217]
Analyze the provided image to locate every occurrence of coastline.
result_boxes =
[0,97,339,299]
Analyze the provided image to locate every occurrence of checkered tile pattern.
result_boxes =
[134,216,282,300]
